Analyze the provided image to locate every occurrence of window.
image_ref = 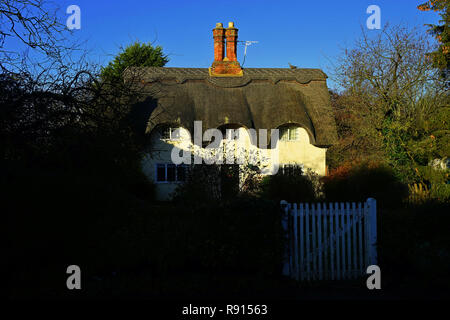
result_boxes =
[156,164,166,182]
[156,163,189,183]
[160,126,182,141]
[177,165,187,181]
[167,164,176,182]
[281,164,304,176]
[280,126,299,141]
[223,128,239,141]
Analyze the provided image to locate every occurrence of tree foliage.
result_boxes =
[2,1,168,288]
[100,42,168,84]
[329,25,449,188]
[418,0,450,82]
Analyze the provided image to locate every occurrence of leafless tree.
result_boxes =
[0,0,72,72]
[328,24,449,183]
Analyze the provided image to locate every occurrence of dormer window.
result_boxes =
[219,125,241,141]
[223,128,240,141]
[280,125,299,141]
[160,126,182,141]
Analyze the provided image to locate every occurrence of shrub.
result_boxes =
[419,165,450,202]
[157,197,285,275]
[6,164,156,285]
[259,168,317,203]
[171,164,222,204]
[322,162,408,208]
[172,163,259,204]
[379,200,450,289]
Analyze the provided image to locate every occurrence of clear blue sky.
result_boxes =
[25,1,444,89]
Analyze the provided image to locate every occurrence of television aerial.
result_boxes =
[238,40,258,66]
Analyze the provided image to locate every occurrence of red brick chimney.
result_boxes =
[209,21,243,77]
[225,22,238,61]
[213,23,225,61]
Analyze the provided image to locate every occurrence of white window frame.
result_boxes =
[223,128,240,141]
[155,163,189,183]
[160,126,182,141]
[280,126,299,141]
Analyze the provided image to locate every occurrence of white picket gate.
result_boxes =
[280,198,377,281]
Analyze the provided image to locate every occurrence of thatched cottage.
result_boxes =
[126,22,337,200]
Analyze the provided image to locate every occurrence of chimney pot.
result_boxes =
[209,21,243,77]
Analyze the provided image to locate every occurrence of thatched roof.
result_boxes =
[125,67,337,147]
